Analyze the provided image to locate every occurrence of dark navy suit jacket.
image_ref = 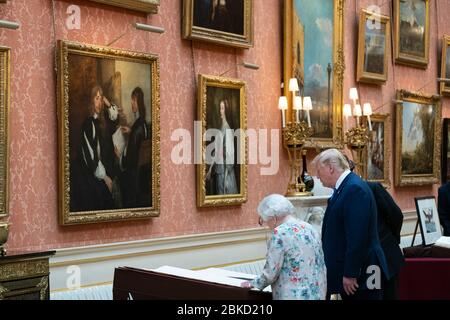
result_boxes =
[321,172,389,294]
[438,182,450,236]
[367,182,405,279]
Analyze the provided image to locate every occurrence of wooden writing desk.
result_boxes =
[113,266,271,300]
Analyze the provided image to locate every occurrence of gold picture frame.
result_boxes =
[283,0,344,149]
[57,40,160,225]
[395,90,441,187]
[366,114,391,187]
[0,47,10,218]
[357,9,390,84]
[394,0,429,68]
[89,0,159,14]
[440,35,450,96]
[196,74,247,207]
[182,0,253,49]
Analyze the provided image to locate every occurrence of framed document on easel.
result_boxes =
[412,196,443,246]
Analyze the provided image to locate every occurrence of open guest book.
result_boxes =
[112,265,271,300]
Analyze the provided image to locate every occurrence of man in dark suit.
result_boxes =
[343,156,405,300]
[438,182,450,236]
[312,149,389,300]
[366,182,405,300]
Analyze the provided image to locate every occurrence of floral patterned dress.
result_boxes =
[251,216,327,300]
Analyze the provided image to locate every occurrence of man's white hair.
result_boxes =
[257,194,295,221]
[312,148,350,172]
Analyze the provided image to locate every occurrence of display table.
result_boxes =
[398,245,450,300]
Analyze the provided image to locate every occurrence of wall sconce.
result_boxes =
[343,87,372,178]
[279,78,314,197]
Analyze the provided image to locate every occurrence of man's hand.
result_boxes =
[104,175,113,193]
[103,96,111,108]
[121,126,131,134]
[343,277,359,295]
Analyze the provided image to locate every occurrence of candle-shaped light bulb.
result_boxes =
[363,103,373,131]
[354,104,362,126]
[289,78,299,92]
[343,104,352,118]
[353,104,362,117]
[349,87,359,103]
[293,96,302,123]
[278,96,288,128]
[303,96,312,127]
[343,103,352,129]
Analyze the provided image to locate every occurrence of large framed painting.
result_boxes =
[57,40,160,225]
[284,0,344,149]
[366,114,390,187]
[0,47,10,218]
[182,0,253,49]
[196,74,247,207]
[89,0,160,13]
[442,118,450,183]
[357,9,390,84]
[394,0,429,68]
[395,90,441,187]
[440,35,450,96]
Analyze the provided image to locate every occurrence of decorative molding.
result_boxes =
[0,259,49,281]
[89,0,159,14]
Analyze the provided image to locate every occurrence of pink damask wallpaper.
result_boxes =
[0,0,449,251]
[0,0,288,251]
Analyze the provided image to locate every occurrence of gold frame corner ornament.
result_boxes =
[0,46,10,218]
[440,35,450,96]
[283,0,345,149]
[394,90,441,187]
[196,74,248,208]
[88,0,160,14]
[356,9,390,85]
[56,40,161,225]
[182,0,254,49]
[394,0,430,68]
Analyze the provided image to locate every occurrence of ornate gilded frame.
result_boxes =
[57,40,160,225]
[283,0,344,149]
[196,74,247,207]
[394,0,429,68]
[442,118,450,183]
[440,35,450,96]
[395,90,441,187]
[357,9,390,84]
[89,0,159,13]
[365,114,391,187]
[0,47,10,218]
[182,0,253,49]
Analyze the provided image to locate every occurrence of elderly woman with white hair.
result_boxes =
[241,194,327,300]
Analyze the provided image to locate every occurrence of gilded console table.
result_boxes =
[0,250,55,300]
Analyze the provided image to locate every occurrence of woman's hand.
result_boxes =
[240,281,253,289]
